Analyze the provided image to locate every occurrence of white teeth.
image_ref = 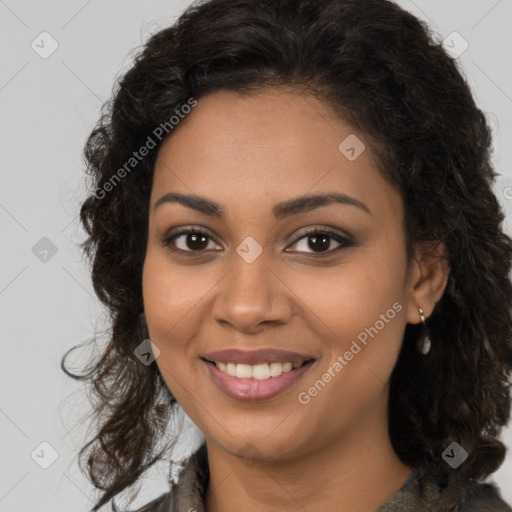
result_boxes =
[214,360,304,379]
[236,364,253,378]
[226,362,237,377]
[269,362,284,377]
[252,363,270,380]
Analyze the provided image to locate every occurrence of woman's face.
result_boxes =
[143,88,421,461]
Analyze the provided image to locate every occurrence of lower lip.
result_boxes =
[203,359,315,401]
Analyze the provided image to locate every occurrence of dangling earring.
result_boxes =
[417,307,431,355]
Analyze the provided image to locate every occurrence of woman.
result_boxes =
[62,0,512,510]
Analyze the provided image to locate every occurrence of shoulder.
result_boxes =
[122,444,209,512]
[379,465,511,512]
[456,481,512,512]
[122,492,172,512]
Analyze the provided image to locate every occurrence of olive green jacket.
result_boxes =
[130,444,511,512]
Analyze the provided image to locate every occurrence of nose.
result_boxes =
[211,251,294,333]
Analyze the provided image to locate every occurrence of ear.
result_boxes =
[406,241,450,324]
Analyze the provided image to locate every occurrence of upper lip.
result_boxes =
[202,349,315,365]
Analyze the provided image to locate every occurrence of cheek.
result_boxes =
[295,245,406,339]
[141,249,221,400]
[142,249,206,338]
[142,256,196,403]
[298,241,408,393]
[142,252,201,386]
[294,263,406,434]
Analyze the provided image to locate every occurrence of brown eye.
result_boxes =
[287,228,354,255]
[181,232,209,251]
[162,228,221,255]
[306,233,334,252]
[161,226,353,257]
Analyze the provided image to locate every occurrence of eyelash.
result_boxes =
[160,226,354,257]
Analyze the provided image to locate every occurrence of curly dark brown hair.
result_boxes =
[61,0,512,509]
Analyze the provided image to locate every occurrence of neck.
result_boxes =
[204,391,412,512]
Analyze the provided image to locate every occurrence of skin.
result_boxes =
[142,88,450,512]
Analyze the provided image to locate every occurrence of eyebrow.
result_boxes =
[153,191,371,220]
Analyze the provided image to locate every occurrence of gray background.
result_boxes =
[1,0,511,510]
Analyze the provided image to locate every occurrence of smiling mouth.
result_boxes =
[201,357,315,380]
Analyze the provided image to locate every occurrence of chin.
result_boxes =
[209,427,306,463]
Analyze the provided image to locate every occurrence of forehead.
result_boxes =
[151,88,400,219]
